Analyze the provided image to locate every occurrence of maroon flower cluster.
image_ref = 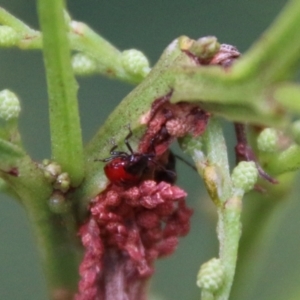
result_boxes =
[74,40,244,300]
[139,97,210,156]
[76,180,192,300]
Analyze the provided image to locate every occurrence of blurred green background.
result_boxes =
[2,1,300,300]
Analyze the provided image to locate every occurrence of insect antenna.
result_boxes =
[173,153,197,172]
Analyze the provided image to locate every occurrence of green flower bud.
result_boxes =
[0,90,21,120]
[42,160,62,183]
[42,159,51,166]
[121,49,150,78]
[231,161,258,193]
[54,172,71,193]
[197,258,225,292]
[257,128,278,152]
[190,36,220,59]
[49,192,69,214]
[72,53,97,75]
[0,26,19,47]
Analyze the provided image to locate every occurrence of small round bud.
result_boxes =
[190,36,220,59]
[54,172,71,193]
[42,161,62,183]
[42,159,51,166]
[49,192,69,214]
[197,258,225,292]
[121,49,150,78]
[72,53,97,75]
[0,90,21,120]
[0,26,19,47]
[257,128,278,152]
[231,161,258,193]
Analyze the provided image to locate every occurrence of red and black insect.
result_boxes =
[98,128,176,186]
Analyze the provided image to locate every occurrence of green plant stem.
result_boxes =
[0,137,24,159]
[181,118,242,300]
[2,1,300,298]
[0,6,41,48]
[171,0,300,126]
[172,65,287,127]
[0,7,148,83]
[68,21,145,83]
[268,145,300,175]
[2,0,300,123]
[2,154,80,299]
[0,7,33,33]
[37,0,84,186]
[226,125,297,298]
[230,173,296,299]
[232,0,300,82]
[0,127,80,298]
[204,119,241,300]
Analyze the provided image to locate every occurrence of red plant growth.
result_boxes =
[75,43,240,300]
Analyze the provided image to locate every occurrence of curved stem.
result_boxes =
[232,0,300,82]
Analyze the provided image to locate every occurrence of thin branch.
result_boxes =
[181,118,242,300]
[232,0,300,82]
[37,0,84,186]
[0,7,34,33]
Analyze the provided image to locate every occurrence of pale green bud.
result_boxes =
[72,53,97,75]
[231,161,258,193]
[54,172,71,193]
[42,160,71,192]
[42,160,62,183]
[190,36,220,59]
[49,192,69,214]
[121,49,150,78]
[197,258,225,292]
[257,128,278,152]
[0,26,19,47]
[0,90,21,120]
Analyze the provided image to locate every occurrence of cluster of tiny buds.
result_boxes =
[189,36,220,59]
[231,161,258,193]
[0,89,21,121]
[71,53,97,75]
[0,26,19,47]
[121,49,151,78]
[48,191,70,214]
[42,159,71,193]
[91,180,191,273]
[257,128,278,153]
[76,180,193,299]
[197,258,225,293]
